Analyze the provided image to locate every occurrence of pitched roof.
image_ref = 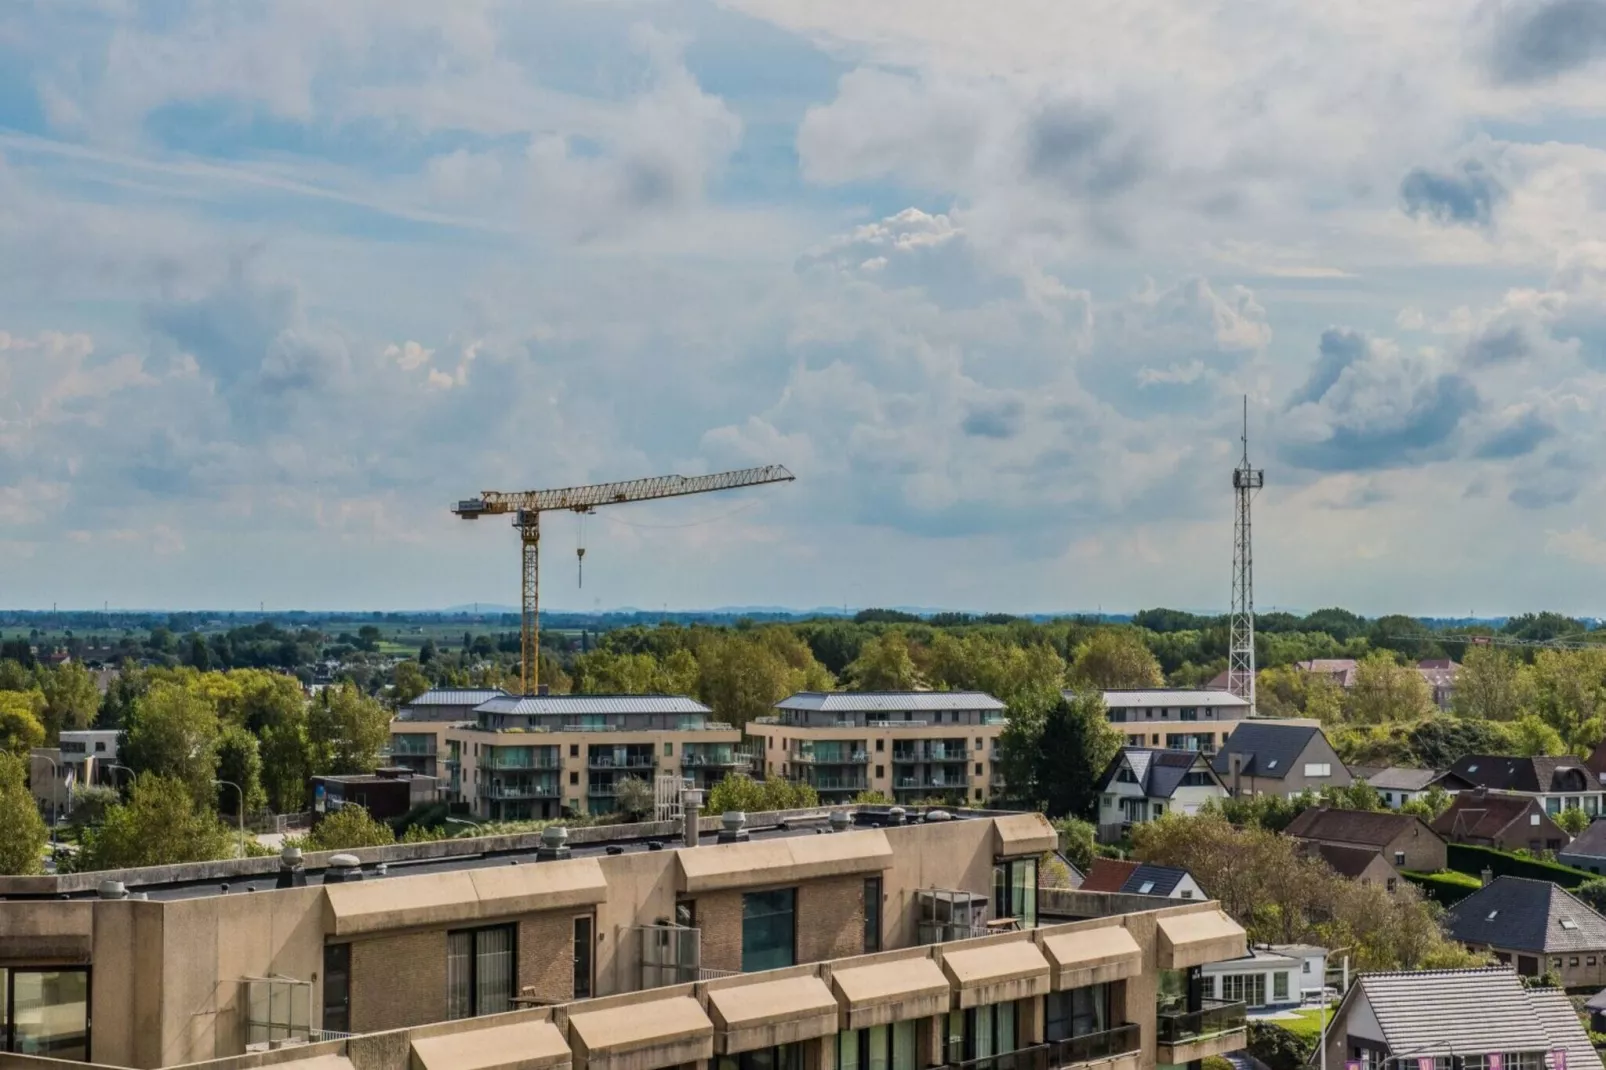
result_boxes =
[1446,877,1606,953]
[398,689,509,719]
[775,691,1006,712]
[1211,723,1325,779]
[1079,858,1140,893]
[1431,792,1548,842]
[1285,806,1428,849]
[1440,755,1601,794]
[1097,747,1219,798]
[1362,767,1439,792]
[1308,842,1387,879]
[1349,967,1555,1058]
[476,695,713,715]
[1559,818,1606,863]
[1529,985,1602,1070]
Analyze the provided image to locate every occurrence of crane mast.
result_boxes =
[455,465,795,693]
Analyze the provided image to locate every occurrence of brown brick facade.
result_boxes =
[695,890,746,973]
[350,930,447,1033]
[519,911,586,1002]
[691,875,871,974]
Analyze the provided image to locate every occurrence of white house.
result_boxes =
[1201,945,1329,1010]
[1095,747,1229,843]
[1359,766,1438,809]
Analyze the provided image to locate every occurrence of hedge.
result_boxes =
[1403,869,1482,906]
[1447,843,1596,889]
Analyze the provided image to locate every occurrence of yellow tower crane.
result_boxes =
[454,464,795,694]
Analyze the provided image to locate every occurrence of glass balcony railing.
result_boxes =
[483,750,560,770]
[389,736,437,756]
[1157,1000,1247,1046]
[808,776,869,792]
[480,780,560,799]
[588,754,656,770]
[1050,1024,1141,1065]
[946,1046,1049,1070]
[793,747,869,764]
[682,749,744,767]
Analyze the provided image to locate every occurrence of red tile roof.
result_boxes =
[1079,858,1140,893]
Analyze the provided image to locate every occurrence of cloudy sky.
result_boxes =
[4,0,1606,616]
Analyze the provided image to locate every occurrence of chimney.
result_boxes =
[323,854,364,883]
[538,684,550,697]
[276,845,307,889]
[536,825,571,861]
[682,789,704,849]
[1230,753,1244,797]
[1481,867,1494,887]
[1473,785,1489,800]
[718,811,749,844]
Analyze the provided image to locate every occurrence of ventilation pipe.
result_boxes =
[276,845,307,889]
[324,854,364,883]
[97,880,128,900]
[888,806,907,827]
[829,810,851,833]
[718,811,749,844]
[682,789,704,848]
[536,825,571,861]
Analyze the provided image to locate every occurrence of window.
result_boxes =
[1303,763,1332,777]
[1219,973,1267,1007]
[876,739,884,751]
[717,1044,805,1070]
[569,771,578,785]
[947,1001,1019,1062]
[94,742,106,752]
[1273,972,1289,1002]
[2,967,91,1059]
[875,765,884,779]
[742,889,796,971]
[322,944,350,1034]
[1394,852,1405,865]
[1590,957,1598,966]
[1530,815,1541,826]
[447,925,515,1019]
[1180,889,1194,900]
[1551,958,1563,970]
[1116,768,1140,784]
[1302,959,1312,975]
[664,742,673,756]
[1567,955,1580,967]
[975,763,983,776]
[1387,878,1397,893]
[573,915,594,999]
[864,878,882,953]
[1045,984,1110,1042]
[838,1021,917,1070]
[570,744,579,757]
[993,857,1038,929]
[244,977,311,1047]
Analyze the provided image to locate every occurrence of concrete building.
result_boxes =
[1096,691,1251,754]
[0,805,1254,1070]
[29,730,121,819]
[745,693,1009,806]
[390,690,509,780]
[446,695,745,821]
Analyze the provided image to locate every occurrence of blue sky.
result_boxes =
[5,0,1606,616]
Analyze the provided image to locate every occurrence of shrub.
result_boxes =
[300,805,396,851]
[1248,1022,1316,1070]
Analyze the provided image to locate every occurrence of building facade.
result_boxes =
[1200,945,1326,1011]
[389,689,510,780]
[446,695,745,820]
[1097,691,1251,754]
[1094,749,1228,843]
[29,730,121,818]
[745,693,1009,806]
[1211,724,1352,798]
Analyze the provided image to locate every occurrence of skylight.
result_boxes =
[1486,910,1499,921]
[1139,881,1156,894]
[1561,919,1579,930]
[1468,764,1479,772]
[1268,759,1279,769]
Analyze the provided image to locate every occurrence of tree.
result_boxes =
[120,681,221,805]
[78,774,234,869]
[614,775,655,820]
[260,700,312,813]
[1053,817,1097,872]
[999,691,1120,819]
[851,789,893,804]
[67,783,120,828]
[1556,807,1592,836]
[1407,717,1511,768]
[928,634,1066,717]
[696,632,832,728]
[0,690,47,755]
[1454,647,1533,721]
[1343,653,1434,724]
[1504,714,1566,757]
[306,683,391,775]
[845,632,921,691]
[1400,785,1452,822]
[1530,648,1606,750]
[216,724,267,815]
[0,752,47,875]
[1575,878,1606,914]
[97,661,148,729]
[37,662,100,738]
[1069,630,1162,690]
[391,661,431,707]
[706,774,820,814]
[302,805,396,851]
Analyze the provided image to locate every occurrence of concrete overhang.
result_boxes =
[1156,909,1247,970]
[940,939,1052,1009]
[677,830,892,894]
[567,995,713,1070]
[707,974,840,1054]
[830,956,950,1030]
[324,856,607,936]
[411,1020,571,1070]
[992,813,1058,858]
[1039,925,1142,991]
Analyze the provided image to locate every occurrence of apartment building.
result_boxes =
[29,729,121,818]
[0,805,1252,1070]
[389,689,509,780]
[746,692,1009,806]
[1097,691,1251,754]
[446,695,745,820]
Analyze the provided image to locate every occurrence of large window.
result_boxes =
[1045,984,1110,1042]
[1219,973,1266,1007]
[838,1021,917,1070]
[573,915,594,999]
[322,944,350,1034]
[742,889,796,972]
[946,1002,1019,1062]
[992,858,1038,929]
[864,878,882,953]
[447,925,515,1019]
[243,978,311,1047]
[718,1043,805,1070]
[2,967,91,1060]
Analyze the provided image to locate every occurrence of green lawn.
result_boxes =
[1277,1006,1338,1041]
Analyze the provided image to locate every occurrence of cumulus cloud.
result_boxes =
[1400,160,1505,226]
[1486,0,1606,84]
[1474,408,1558,458]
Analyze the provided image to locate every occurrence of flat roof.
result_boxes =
[476,695,713,715]
[776,691,1007,712]
[1096,689,1251,708]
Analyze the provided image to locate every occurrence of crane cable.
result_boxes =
[594,497,765,529]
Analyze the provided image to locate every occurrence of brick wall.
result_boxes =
[694,874,870,972]
[1386,825,1447,872]
[696,890,745,973]
[519,911,583,1002]
[350,930,447,1033]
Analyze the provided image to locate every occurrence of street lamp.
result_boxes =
[105,763,134,788]
[33,753,60,854]
[1319,946,1354,1070]
[214,780,246,859]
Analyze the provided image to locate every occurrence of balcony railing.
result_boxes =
[946,1046,1049,1070]
[892,748,971,763]
[589,755,657,769]
[1157,1000,1247,1046]
[792,751,869,765]
[1050,1024,1141,1065]
[682,751,744,768]
[389,737,437,756]
[809,776,870,792]
[484,753,560,770]
[480,781,560,799]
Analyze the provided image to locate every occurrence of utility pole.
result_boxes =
[1228,397,1265,711]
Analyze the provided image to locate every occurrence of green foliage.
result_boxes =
[926,634,1066,717]
[391,661,432,707]
[120,680,221,805]
[845,632,921,690]
[1068,630,1162,689]
[306,683,391,775]
[216,724,268,815]
[998,690,1120,819]
[0,752,47,875]
[1399,785,1453,822]
[1053,817,1097,871]
[851,789,893,804]
[37,662,101,737]
[613,775,655,819]
[1203,791,1310,832]
[1573,878,1606,914]
[1556,807,1592,836]
[1040,851,1076,889]
[77,774,235,870]
[1446,843,1595,888]
[705,774,820,814]
[67,783,121,828]
[1343,652,1435,724]
[0,689,46,755]
[1202,1057,1236,1070]
[301,805,396,851]
[1248,1021,1316,1070]
[1401,869,1482,906]
[1455,647,1534,721]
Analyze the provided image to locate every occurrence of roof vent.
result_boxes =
[648,840,664,851]
[277,844,307,889]
[537,825,572,862]
[606,845,624,856]
[718,811,749,844]
[97,880,128,900]
[375,863,388,877]
[829,810,851,833]
[324,854,364,884]
[888,806,907,826]
[925,809,953,823]
[219,883,230,894]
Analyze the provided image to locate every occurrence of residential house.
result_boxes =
[745,691,1008,805]
[1096,689,1251,753]
[1080,858,1206,900]
[1318,966,1600,1070]
[1304,841,1401,890]
[1094,747,1229,842]
[1357,766,1439,809]
[29,729,121,819]
[1559,819,1606,874]
[1201,945,1327,1010]
[1433,755,1606,818]
[1432,789,1571,853]
[1284,806,1448,875]
[1446,876,1606,987]
[1211,723,1353,798]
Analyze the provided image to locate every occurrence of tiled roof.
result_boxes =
[1096,747,1216,798]
[1353,967,1554,1057]
[1439,755,1601,794]
[1308,842,1384,879]
[1447,877,1606,953]
[476,695,713,715]
[1362,766,1439,792]
[1095,689,1250,709]
[1121,863,1192,896]
[1285,807,1430,849]
[774,691,1006,712]
[1559,819,1606,864]
[1079,858,1139,893]
[1211,723,1324,780]
[1431,792,1547,842]
[1528,984,1601,1070]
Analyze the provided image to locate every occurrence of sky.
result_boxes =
[5,1,1606,617]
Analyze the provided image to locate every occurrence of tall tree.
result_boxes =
[37,662,100,737]
[999,690,1121,819]
[1068,630,1162,690]
[306,683,391,775]
[260,700,312,813]
[0,691,47,755]
[0,752,47,875]
[1343,652,1434,724]
[119,681,222,806]
[1453,647,1533,721]
[845,632,921,691]
[215,724,267,815]
[77,773,234,869]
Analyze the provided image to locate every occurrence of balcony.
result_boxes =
[483,752,559,770]
[808,776,869,793]
[480,780,560,799]
[1156,1000,1247,1063]
[682,750,746,768]
[791,750,869,765]
[588,755,657,770]
[1049,1024,1141,1067]
[389,736,437,756]
[892,746,971,763]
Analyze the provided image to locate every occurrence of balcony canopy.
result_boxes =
[940,939,1052,1008]
[677,829,892,893]
[568,995,714,1070]
[412,1020,571,1070]
[1156,909,1247,970]
[1040,925,1143,990]
[707,974,841,1053]
[830,955,951,1030]
[323,856,607,935]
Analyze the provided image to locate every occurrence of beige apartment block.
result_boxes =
[442,695,745,820]
[389,689,510,781]
[1096,691,1252,754]
[0,806,1251,1070]
[745,693,1010,806]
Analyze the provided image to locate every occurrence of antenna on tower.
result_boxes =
[1228,396,1265,712]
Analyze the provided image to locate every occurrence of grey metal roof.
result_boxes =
[775,691,1007,712]
[1351,967,1555,1057]
[1096,689,1250,709]
[408,689,508,706]
[1559,819,1606,864]
[1362,766,1439,792]
[1211,722,1324,779]
[475,694,713,715]
[1446,877,1606,953]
